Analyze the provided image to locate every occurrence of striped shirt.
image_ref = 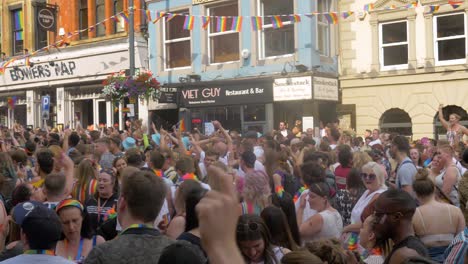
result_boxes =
[444,227,468,264]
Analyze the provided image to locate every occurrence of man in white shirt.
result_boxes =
[369,129,382,147]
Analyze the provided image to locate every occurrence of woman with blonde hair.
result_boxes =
[352,151,372,172]
[240,171,271,215]
[438,104,468,146]
[436,144,461,207]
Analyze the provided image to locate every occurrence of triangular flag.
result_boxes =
[119,12,129,23]
[271,16,284,29]
[231,16,242,32]
[166,13,178,22]
[426,5,440,13]
[289,14,301,23]
[111,15,120,23]
[341,11,354,19]
[152,12,166,24]
[179,119,185,132]
[201,16,210,30]
[304,12,318,19]
[324,12,339,24]
[251,17,262,31]
[363,3,374,12]
[25,57,30,67]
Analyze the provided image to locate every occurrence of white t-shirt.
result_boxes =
[237,160,266,177]
[368,139,382,147]
[0,254,75,264]
[294,190,317,223]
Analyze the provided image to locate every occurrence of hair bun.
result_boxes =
[414,168,429,181]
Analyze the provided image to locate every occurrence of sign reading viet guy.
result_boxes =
[313,77,339,101]
[273,76,312,101]
[37,6,57,32]
[8,61,77,82]
[180,82,273,107]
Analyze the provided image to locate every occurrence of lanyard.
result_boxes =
[24,250,55,256]
[97,196,110,223]
[119,224,155,236]
[64,238,84,261]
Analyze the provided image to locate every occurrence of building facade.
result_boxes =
[147,0,340,134]
[339,0,468,140]
[0,0,148,129]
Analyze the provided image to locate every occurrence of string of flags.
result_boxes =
[0,1,465,74]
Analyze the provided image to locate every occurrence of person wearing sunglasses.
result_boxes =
[342,162,387,234]
[236,214,289,264]
[412,169,465,263]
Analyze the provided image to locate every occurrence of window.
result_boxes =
[114,0,125,33]
[96,0,106,36]
[35,6,48,50]
[434,13,466,65]
[79,0,88,39]
[11,9,24,55]
[379,21,408,69]
[380,108,412,136]
[259,0,294,58]
[317,0,330,56]
[208,3,240,63]
[163,11,191,69]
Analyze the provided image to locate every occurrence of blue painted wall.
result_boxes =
[147,0,337,85]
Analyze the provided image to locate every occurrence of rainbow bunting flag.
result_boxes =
[324,12,339,24]
[183,15,194,30]
[271,15,283,29]
[145,9,152,22]
[405,2,418,8]
[304,12,318,19]
[384,5,397,10]
[216,16,227,32]
[341,11,354,19]
[89,26,95,32]
[111,15,120,23]
[152,12,166,24]
[201,16,210,30]
[449,0,462,9]
[363,3,374,12]
[7,96,16,110]
[119,12,129,23]
[289,14,301,23]
[251,17,262,30]
[231,16,243,32]
[179,119,186,132]
[426,5,440,13]
[166,13,178,22]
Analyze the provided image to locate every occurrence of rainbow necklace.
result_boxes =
[181,172,198,181]
[120,223,154,236]
[293,185,308,203]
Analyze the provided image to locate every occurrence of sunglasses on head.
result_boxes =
[360,173,376,180]
[237,222,259,233]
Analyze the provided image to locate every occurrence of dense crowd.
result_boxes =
[0,104,466,264]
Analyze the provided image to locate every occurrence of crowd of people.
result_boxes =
[0,105,466,264]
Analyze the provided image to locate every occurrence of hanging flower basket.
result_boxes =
[102,70,161,103]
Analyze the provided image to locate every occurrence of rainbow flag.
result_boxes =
[289,14,301,23]
[304,12,318,19]
[119,12,129,23]
[449,0,463,8]
[251,17,262,30]
[341,11,354,19]
[7,96,16,110]
[111,15,120,23]
[324,12,339,24]
[145,9,152,22]
[13,10,24,40]
[271,15,283,29]
[384,5,397,10]
[231,16,242,32]
[363,3,374,12]
[427,5,440,13]
[179,119,185,132]
[183,15,194,30]
[166,13,178,22]
[216,16,227,32]
[201,16,210,30]
[153,12,166,24]
[405,2,418,8]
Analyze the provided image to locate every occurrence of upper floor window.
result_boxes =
[96,0,106,36]
[79,0,88,39]
[114,0,125,33]
[259,0,294,59]
[163,11,191,69]
[317,0,330,56]
[379,21,408,70]
[207,3,240,64]
[434,13,466,65]
[11,9,24,55]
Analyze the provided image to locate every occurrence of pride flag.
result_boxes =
[289,14,301,23]
[363,3,374,12]
[183,15,194,30]
[119,12,129,23]
[427,5,440,13]
[251,17,262,30]
[111,15,120,23]
[201,16,210,30]
[179,119,186,132]
[341,11,354,19]
[14,10,24,40]
[449,0,463,8]
[324,13,339,24]
[216,16,227,32]
[145,9,152,22]
[231,16,242,32]
[271,15,283,29]
[166,13,178,22]
[152,12,166,24]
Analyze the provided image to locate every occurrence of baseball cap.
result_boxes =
[13,201,57,227]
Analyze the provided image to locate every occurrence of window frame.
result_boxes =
[257,0,295,59]
[206,2,240,65]
[79,0,88,39]
[95,0,106,37]
[433,12,467,66]
[316,0,331,57]
[11,8,24,56]
[113,0,125,33]
[378,20,409,71]
[162,10,191,71]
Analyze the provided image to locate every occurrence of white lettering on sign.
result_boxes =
[273,76,312,101]
[313,77,339,101]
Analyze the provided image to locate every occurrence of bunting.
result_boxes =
[166,13,178,22]
[364,3,374,12]
[251,17,262,31]
[25,57,30,67]
[231,16,243,32]
[119,11,129,23]
[426,5,440,13]
[324,12,339,24]
[216,16,227,32]
[201,16,210,30]
[111,15,120,23]
[449,0,463,9]
[183,15,194,30]
[341,11,354,19]
[271,15,283,29]
[152,12,166,24]
[289,14,301,23]
[145,9,152,22]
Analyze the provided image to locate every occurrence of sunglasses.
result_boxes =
[360,173,376,180]
[237,222,259,233]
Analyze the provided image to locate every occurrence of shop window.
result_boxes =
[434,105,468,140]
[96,0,106,36]
[379,21,408,69]
[164,10,191,69]
[244,105,266,122]
[208,3,240,63]
[11,9,24,55]
[79,0,88,39]
[259,0,294,58]
[379,108,412,136]
[434,13,466,65]
[317,0,330,56]
[114,0,125,33]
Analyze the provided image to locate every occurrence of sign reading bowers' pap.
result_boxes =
[313,77,339,101]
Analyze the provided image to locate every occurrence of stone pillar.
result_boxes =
[424,12,435,66]
[88,0,96,38]
[26,90,35,127]
[370,18,380,72]
[408,15,417,68]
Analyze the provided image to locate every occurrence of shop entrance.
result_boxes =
[150,109,179,130]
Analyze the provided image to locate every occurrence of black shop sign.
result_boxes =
[180,82,273,107]
[158,87,177,104]
[37,6,57,32]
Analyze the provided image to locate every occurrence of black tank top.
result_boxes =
[384,236,429,264]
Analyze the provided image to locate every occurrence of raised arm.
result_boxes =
[438,104,450,130]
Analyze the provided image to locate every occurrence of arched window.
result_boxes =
[379,108,412,136]
[434,105,468,140]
